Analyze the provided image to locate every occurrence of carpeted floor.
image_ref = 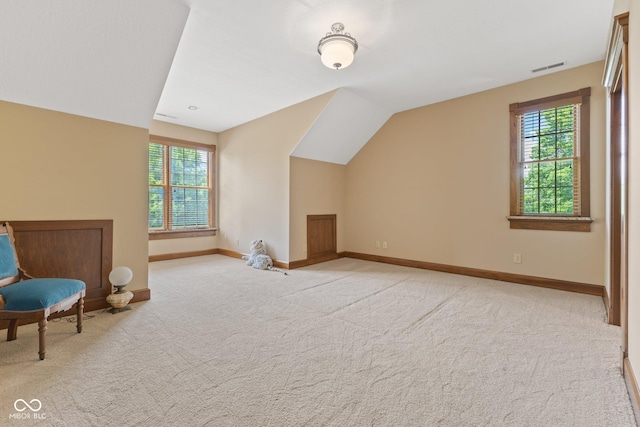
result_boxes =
[0,255,636,426]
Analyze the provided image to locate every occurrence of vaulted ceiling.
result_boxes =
[0,0,614,163]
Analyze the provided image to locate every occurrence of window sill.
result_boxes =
[149,228,217,240]
[507,216,593,232]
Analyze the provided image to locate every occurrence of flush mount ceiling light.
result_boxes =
[317,23,358,70]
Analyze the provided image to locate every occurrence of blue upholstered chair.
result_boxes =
[0,222,85,360]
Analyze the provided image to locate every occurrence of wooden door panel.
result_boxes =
[307,215,336,259]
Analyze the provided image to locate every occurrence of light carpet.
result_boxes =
[0,255,636,426]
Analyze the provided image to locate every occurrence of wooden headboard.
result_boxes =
[9,220,113,310]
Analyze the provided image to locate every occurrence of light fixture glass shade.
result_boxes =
[317,23,358,70]
[320,39,355,69]
[109,266,133,287]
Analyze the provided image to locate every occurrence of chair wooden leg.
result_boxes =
[76,297,84,333]
[38,318,47,360]
[7,319,18,341]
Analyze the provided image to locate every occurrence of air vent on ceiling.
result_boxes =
[531,62,565,73]
[155,112,178,119]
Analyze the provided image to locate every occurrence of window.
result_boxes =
[508,88,592,231]
[148,135,216,239]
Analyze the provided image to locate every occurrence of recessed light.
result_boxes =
[188,105,199,110]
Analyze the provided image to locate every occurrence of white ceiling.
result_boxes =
[0,0,614,135]
[0,0,189,129]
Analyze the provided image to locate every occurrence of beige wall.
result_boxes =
[218,92,332,262]
[623,0,640,381]
[345,62,607,285]
[290,157,346,262]
[147,120,218,257]
[0,101,149,291]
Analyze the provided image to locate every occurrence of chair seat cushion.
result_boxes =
[0,279,85,311]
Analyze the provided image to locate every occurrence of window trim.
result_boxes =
[508,88,592,232]
[148,135,217,240]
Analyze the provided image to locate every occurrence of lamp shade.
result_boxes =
[109,266,133,287]
[319,39,355,69]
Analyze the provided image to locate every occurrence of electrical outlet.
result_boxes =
[382,241,388,249]
[236,239,240,246]
[376,241,381,248]
[513,253,522,264]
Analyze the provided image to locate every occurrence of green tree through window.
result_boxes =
[170,146,210,228]
[521,105,577,214]
[149,142,164,229]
